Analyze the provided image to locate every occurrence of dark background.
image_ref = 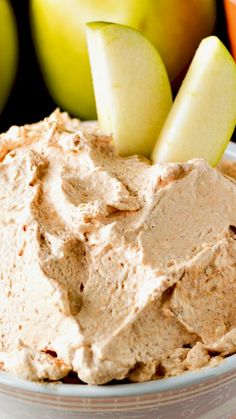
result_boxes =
[0,0,231,133]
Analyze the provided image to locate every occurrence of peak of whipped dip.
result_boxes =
[0,109,236,384]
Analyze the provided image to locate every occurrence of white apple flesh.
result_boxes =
[86,22,172,157]
[152,36,236,167]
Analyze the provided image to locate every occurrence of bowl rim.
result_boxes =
[223,140,236,159]
[0,141,236,399]
[0,353,236,399]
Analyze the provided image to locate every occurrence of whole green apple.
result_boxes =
[140,0,216,83]
[30,0,216,120]
[0,0,18,113]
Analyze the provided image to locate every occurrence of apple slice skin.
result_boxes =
[152,36,236,167]
[87,22,172,157]
[0,0,18,113]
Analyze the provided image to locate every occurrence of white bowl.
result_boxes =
[1,352,236,419]
[1,142,236,419]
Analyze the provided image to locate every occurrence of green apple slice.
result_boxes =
[86,22,172,157]
[152,36,236,167]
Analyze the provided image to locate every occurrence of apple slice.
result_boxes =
[152,36,236,167]
[86,22,172,157]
